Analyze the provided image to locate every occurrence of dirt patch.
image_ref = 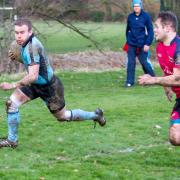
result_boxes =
[10,50,157,73]
[50,51,127,72]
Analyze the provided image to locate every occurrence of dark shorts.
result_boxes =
[170,98,180,125]
[20,75,65,113]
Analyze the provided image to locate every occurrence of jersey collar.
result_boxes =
[170,34,178,45]
[22,33,34,48]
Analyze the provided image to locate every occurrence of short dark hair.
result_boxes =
[14,18,32,31]
[157,11,178,32]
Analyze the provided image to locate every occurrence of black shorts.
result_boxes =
[20,75,65,113]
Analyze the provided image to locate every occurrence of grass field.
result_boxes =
[33,21,126,53]
[0,67,180,179]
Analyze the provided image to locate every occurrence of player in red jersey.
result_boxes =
[138,11,180,145]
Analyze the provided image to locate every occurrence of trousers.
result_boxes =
[126,45,155,85]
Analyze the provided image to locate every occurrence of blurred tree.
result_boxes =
[0,0,160,73]
[160,0,180,34]
[0,0,20,73]
[100,0,112,21]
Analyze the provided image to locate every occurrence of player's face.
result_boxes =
[133,4,141,15]
[15,25,32,45]
[154,18,166,41]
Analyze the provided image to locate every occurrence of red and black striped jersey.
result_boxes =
[157,36,180,98]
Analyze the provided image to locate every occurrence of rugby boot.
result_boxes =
[94,108,106,128]
[0,138,18,149]
[0,136,7,140]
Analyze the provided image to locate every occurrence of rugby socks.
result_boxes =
[70,109,98,121]
[7,111,20,142]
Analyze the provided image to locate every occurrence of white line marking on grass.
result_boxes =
[84,142,171,159]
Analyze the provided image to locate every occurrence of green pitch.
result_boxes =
[0,67,180,179]
[34,21,126,53]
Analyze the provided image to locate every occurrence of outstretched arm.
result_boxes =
[0,64,39,90]
[138,68,180,86]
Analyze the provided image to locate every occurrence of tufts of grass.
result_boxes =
[0,67,179,179]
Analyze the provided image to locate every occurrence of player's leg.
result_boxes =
[146,50,154,70]
[43,75,106,126]
[169,99,180,145]
[0,88,30,148]
[53,107,106,126]
[142,50,154,73]
[126,45,137,87]
[138,48,155,76]
[169,124,180,145]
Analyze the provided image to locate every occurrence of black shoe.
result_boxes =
[94,108,106,128]
[0,136,8,140]
[0,138,18,149]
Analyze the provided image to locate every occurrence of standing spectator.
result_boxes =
[125,0,155,87]
[123,43,154,74]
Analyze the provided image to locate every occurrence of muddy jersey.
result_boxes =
[21,34,54,85]
[156,36,180,98]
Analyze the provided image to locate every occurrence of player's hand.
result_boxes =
[143,45,149,52]
[8,50,16,61]
[0,82,15,90]
[164,87,173,102]
[138,74,155,85]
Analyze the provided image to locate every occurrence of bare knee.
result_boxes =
[169,136,180,146]
[53,108,71,122]
[6,94,22,113]
[57,116,67,122]
[6,89,29,113]
[169,125,180,146]
[55,112,66,122]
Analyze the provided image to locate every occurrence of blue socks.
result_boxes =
[7,112,20,142]
[71,109,98,120]
[7,109,98,141]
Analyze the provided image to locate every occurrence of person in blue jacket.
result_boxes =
[125,0,155,87]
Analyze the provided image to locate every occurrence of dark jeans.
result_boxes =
[126,45,155,85]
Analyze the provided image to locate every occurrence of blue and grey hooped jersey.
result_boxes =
[21,34,54,85]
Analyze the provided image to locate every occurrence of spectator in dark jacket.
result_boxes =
[125,0,155,87]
